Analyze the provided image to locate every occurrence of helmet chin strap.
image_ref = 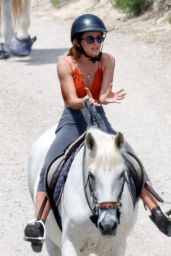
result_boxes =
[76,45,102,63]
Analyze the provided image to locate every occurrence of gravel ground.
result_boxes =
[0,0,171,255]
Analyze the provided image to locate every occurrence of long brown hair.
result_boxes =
[67,34,83,60]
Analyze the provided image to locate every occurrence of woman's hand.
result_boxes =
[85,87,101,106]
[100,84,126,105]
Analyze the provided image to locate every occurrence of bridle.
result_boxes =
[82,146,127,226]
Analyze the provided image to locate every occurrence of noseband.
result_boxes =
[96,201,122,210]
[95,201,122,226]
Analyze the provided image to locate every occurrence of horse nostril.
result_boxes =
[113,222,117,230]
[99,221,117,235]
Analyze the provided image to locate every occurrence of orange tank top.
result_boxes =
[72,62,103,102]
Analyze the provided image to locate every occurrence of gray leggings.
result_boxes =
[38,106,148,192]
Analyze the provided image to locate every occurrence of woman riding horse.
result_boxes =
[24,14,171,252]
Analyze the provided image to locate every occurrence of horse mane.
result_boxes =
[85,127,125,171]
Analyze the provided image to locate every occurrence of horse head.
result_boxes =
[84,127,127,236]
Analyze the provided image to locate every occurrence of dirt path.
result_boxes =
[0,0,171,255]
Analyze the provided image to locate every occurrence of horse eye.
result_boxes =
[88,172,95,180]
[119,172,125,180]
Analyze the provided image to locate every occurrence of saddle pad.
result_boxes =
[46,133,86,230]
[53,145,82,206]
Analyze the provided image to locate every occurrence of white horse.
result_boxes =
[28,126,142,256]
[0,0,36,59]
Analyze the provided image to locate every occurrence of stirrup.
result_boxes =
[24,219,46,243]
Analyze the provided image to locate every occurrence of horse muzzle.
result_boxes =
[97,210,118,236]
[96,201,121,236]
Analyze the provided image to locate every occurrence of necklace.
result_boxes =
[76,60,97,84]
[85,72,93,85]
[86,73,91,80]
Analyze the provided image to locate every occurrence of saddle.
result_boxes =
[46,132,86,230]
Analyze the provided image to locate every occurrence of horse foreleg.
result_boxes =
[0,0,12,58]
[1,0,13,44]
[15,0,30,39]
[10,0,36,56]
[46,235,61,256]
[62,240,77,256]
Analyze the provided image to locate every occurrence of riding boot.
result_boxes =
[150,206,171,237]
[24,219,46,252]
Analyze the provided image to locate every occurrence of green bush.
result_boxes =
[112,0,152,17]
[168,14,171,24]
[51,0,61,6]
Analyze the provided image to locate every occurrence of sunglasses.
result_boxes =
[81,35,105,44]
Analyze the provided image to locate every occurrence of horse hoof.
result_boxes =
[31,242,43,252]
[0,43,10,59]
[10,35,37,56]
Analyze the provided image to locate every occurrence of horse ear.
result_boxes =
[115,132,124,149]
[85,132,95,150]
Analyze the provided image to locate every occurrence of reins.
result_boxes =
[83,99,112,133]
[82,100,125,225]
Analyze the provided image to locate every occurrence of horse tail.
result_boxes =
[13,0,23,20]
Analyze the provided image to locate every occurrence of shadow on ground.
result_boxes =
[11,48,68,65]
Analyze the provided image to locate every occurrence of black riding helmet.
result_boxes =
[71,14,107,42]
[71,14,107,62]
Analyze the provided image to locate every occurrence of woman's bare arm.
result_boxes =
[57,57,85,109]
